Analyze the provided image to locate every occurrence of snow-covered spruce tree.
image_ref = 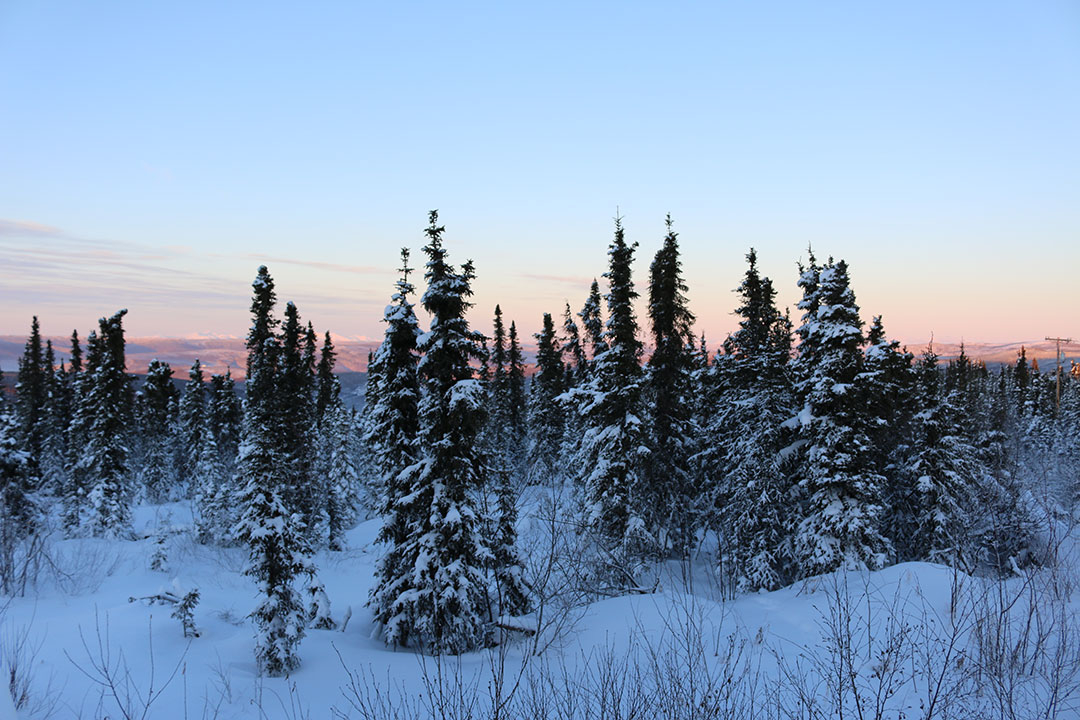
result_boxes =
[82,310,134,538]
[708,249,799,591]
[235,266,311,676]
[178,358,207,493]
[39,341,71,493]
[277,302,317,536]
[373,212,491,654]
[137,359,180,503]
[0,408,33,595]
[527,312,565,484]
[323,398,359,551]
[580,278,608,370]
[793,259,891,576]
[577,217,651,563]
[15,316,47,485]
[315,331,338,426]
[62,330,91,533]
[208,370,242,474]
[506,321,528,470]
[904,346,979,566]
[860,316,916,551]
[368,249,423,636]
[193,414,229,543]
[644,215,699,558]
[487,306,512,475]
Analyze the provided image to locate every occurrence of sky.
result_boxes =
[1,1,1078,349]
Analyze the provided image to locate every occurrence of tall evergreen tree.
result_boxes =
[505,320,528,471]
[0,409,33,595]
[527,312,566,484]
[367,247,422,581]
[372,212,491,653]
[138,359,180,502]
[580,279,608,368]
[709,249,798,590]
[235,266,310,676]
[793,260,891,575]
[577,217,650,562]
[315,331,339,425]
[178,359,208,492]
[82,311,134,537]
[278,302,316,533]
[644,215,698,557]
[15,316,47,483]
[905,347,978,565]
[208,370,243,473]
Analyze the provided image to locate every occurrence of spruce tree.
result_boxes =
[138,359,180,502]
[709,249,798,590]
[322,398,359,551]
[644,215,698,557]
[178,359,207,493]
[208,370,242,473]
[580,279,608,368]
[905,347,977,565]
[40,342,70,492]
[861,316,916,552]
[83,310,134,538]
[373,212,491,653]
[278,302,316,534]
[0,409,33,595]
[368,248,422,595]
[235,266,311,676]
[15,316,47,483]
[577,217,650,562]
[315,331,339,425]
[793,260,891,575]
[505,320,528,472]
[527,312,566,484]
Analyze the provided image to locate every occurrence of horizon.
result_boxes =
[1,2,1077,348]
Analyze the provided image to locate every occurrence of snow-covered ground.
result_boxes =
[5,499,1080,719]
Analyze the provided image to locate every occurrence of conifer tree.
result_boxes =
[505,321,528,472]
[83,310,134,538]
[372,212,491,653]
[578,217,650,561]
[235,266,311,676]
[315,331,338,425]
[527,312,566,484]
[323,398,359,551]
[561,302,587,385]
[63,330,94,532]
[193,414,229,543]
[580,279,608,368]
[861,316,916,549]
[15,316,47,483]
[208,370,242,472]
[905,347,977,565]
[278,302,316,532]
[644,215,698,557]
[709,249,798,590]
[793,260,891,575]
[40,342,70,492]
[178,359,207,492]
[138,359,180,502]
[0,409,33,594]
[367,248,422,574]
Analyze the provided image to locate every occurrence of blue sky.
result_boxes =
[1,1,1077,346]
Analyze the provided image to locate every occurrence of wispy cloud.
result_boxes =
[224,252,385,275]
[0,219,67,238]
[517,272,595,287]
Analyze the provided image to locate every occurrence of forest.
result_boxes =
[2,211,1079,719]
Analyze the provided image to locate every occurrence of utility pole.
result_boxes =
[1045,336,1073,414]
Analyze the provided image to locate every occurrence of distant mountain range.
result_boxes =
[1,336,1076,378]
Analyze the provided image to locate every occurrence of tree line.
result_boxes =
[1,210,1078,675]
